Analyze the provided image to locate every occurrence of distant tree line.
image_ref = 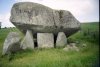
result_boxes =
[0,22,1,29]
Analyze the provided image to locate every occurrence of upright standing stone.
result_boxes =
[37,33,54,48]
[2,32,21,55]
[21,30,34,49]
[56,32,67,47]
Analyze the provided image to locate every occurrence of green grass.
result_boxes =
[68,22,99,44]
[0,22,99,67]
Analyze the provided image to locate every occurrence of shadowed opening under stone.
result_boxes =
[34,41,38,48]
[54,34,57,48]
[33,34,38,48]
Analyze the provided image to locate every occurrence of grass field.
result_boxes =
[0,22,99,67]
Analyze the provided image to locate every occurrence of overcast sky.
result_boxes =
[0,0,99,28]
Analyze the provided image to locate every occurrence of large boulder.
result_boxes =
[37,33,54,48]
[56,32,67,47]
[2,32,21,55]
[20,30,34,49]
[10,2,80,37]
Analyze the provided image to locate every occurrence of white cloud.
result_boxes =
[0,13,15,28]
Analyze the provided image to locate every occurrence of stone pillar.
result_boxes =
[37,33,54,48]
[21,30,34,49]
[56,32,67,47]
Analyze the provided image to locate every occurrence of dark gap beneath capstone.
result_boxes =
[34,41,38,48]
[33,34,38,48]
[54,34,57,48]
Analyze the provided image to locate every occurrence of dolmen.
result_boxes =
[2,2,80,55]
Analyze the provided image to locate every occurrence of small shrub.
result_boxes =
[67,38,76,44]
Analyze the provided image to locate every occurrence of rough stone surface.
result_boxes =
[63,44,79,52]
[70,43,76,46]
[10,2,80,37]
[21,30,34,49]
[2,32,21,55]
[37,33,54,48]
[56,32,67,47]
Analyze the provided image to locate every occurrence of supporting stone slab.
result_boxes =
[56,32,67,47]
[21,30,34,49]
[37,33,54,48]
